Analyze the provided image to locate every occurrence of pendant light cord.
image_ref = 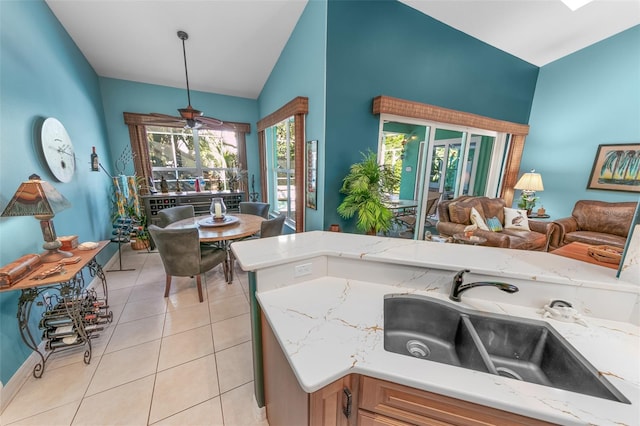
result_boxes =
[178,31,192,107]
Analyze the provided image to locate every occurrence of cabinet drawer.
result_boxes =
[359,376,551,426]
[358,410,415,426]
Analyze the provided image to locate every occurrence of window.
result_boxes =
[123,112,250,195]
[265,117,296,221]
[257,97,308,233]
[147,126,243,192]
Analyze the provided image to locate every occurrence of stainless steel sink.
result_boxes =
[384,294,630,404]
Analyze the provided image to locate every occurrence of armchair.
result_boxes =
[548,200,636,250]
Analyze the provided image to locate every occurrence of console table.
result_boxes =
[0,241,112,378]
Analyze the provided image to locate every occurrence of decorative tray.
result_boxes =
[587,245,623,264]
[197,216,239,228]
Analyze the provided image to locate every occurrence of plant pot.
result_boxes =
[131,239,150,250]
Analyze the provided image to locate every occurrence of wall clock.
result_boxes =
[41,117,75,183]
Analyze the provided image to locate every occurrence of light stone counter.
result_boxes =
[231,231,640,425]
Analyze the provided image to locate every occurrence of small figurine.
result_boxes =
[160,176,169,193]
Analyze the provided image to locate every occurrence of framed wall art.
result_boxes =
[306,140,318,209]
[587,143,640,193]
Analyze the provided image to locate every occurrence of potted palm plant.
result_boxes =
[338,151,400,235]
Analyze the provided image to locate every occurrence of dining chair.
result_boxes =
[148,224,227,302]
[227,214,286,283]
[239,202,270,218]
[259,214,286,238]
[157,205,195,228]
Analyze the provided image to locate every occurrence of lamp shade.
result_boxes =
[514,171,544,192]
[1,175,71,218]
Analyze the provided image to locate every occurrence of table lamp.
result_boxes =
[514,170,544,212]
[1,174,73,263]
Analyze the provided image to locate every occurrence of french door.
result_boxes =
[379,115,509,240]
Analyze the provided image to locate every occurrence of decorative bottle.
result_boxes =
[91,147,99,171]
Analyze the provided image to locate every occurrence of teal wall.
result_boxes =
[0,0,115,385]
[524,25,640,218]
[324,0,539,232]
[99,78,259,180]
[257,0,327,231]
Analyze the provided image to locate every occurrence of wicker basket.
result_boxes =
[131,239,150,250]
[587,245,622,264]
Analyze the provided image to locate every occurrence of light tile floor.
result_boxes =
[1,245,268,426]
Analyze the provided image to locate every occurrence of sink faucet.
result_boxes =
[449,269,519,302]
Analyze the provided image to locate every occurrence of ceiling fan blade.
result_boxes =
[198,116,224,127]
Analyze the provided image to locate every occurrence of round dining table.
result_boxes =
[165,213,265,243]
[166,213,265,283]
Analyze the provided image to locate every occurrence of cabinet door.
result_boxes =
[360,376,551,426]
[310,375,357,426]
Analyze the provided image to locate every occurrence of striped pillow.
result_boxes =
[487,217,503,232]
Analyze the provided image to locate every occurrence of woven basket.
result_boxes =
[131,239,150,250]
[587,245,622,264]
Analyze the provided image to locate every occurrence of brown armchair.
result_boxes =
[548,200,636,250]
[436,196,550,251]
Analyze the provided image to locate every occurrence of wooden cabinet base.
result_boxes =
[359,376,553,426]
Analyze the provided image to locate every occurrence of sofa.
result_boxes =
[436,196,551,251]
[548,200,637,251]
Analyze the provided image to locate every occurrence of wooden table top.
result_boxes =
[166,214,265,243]
[1,240,110,292]
[550,241,619,270]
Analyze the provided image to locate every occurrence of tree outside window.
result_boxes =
[147,126,243,192]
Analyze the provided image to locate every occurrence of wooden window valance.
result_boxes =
[372,95,530,205]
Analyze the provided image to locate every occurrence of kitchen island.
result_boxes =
[231,231,639,425]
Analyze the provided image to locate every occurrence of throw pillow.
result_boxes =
[486,217,503,232]
[469,207,489,231]
[503,207,530,231]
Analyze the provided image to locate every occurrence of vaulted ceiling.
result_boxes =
[45,0,639,100]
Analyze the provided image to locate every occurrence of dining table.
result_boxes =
[166,213,265,283]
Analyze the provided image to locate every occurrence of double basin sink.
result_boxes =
[384,294,629,403]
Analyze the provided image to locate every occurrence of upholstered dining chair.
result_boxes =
[156,205,195,228]
[239,202,270,218]
[259,214,286,238]
[148,224,227,302]
[227,214,286,283]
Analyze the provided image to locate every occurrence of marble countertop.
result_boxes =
[257,277,639,426]
[232,231,640,424]
[231,231,639,290]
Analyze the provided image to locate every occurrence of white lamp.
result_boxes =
[514,170,544,212]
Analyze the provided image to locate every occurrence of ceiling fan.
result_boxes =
[147,31,223,129]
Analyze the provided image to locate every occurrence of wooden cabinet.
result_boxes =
[262,314,552,426]
[141,192,244,226]
[358,376,552,426]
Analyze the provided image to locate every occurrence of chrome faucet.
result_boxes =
[449,269,519,302]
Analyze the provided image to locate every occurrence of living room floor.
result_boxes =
[0,245,268,426]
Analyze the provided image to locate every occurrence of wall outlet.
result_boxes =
[294,263,312,277]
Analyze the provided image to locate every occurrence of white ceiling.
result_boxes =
[46,0,639,100]
[400,0,640,67]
